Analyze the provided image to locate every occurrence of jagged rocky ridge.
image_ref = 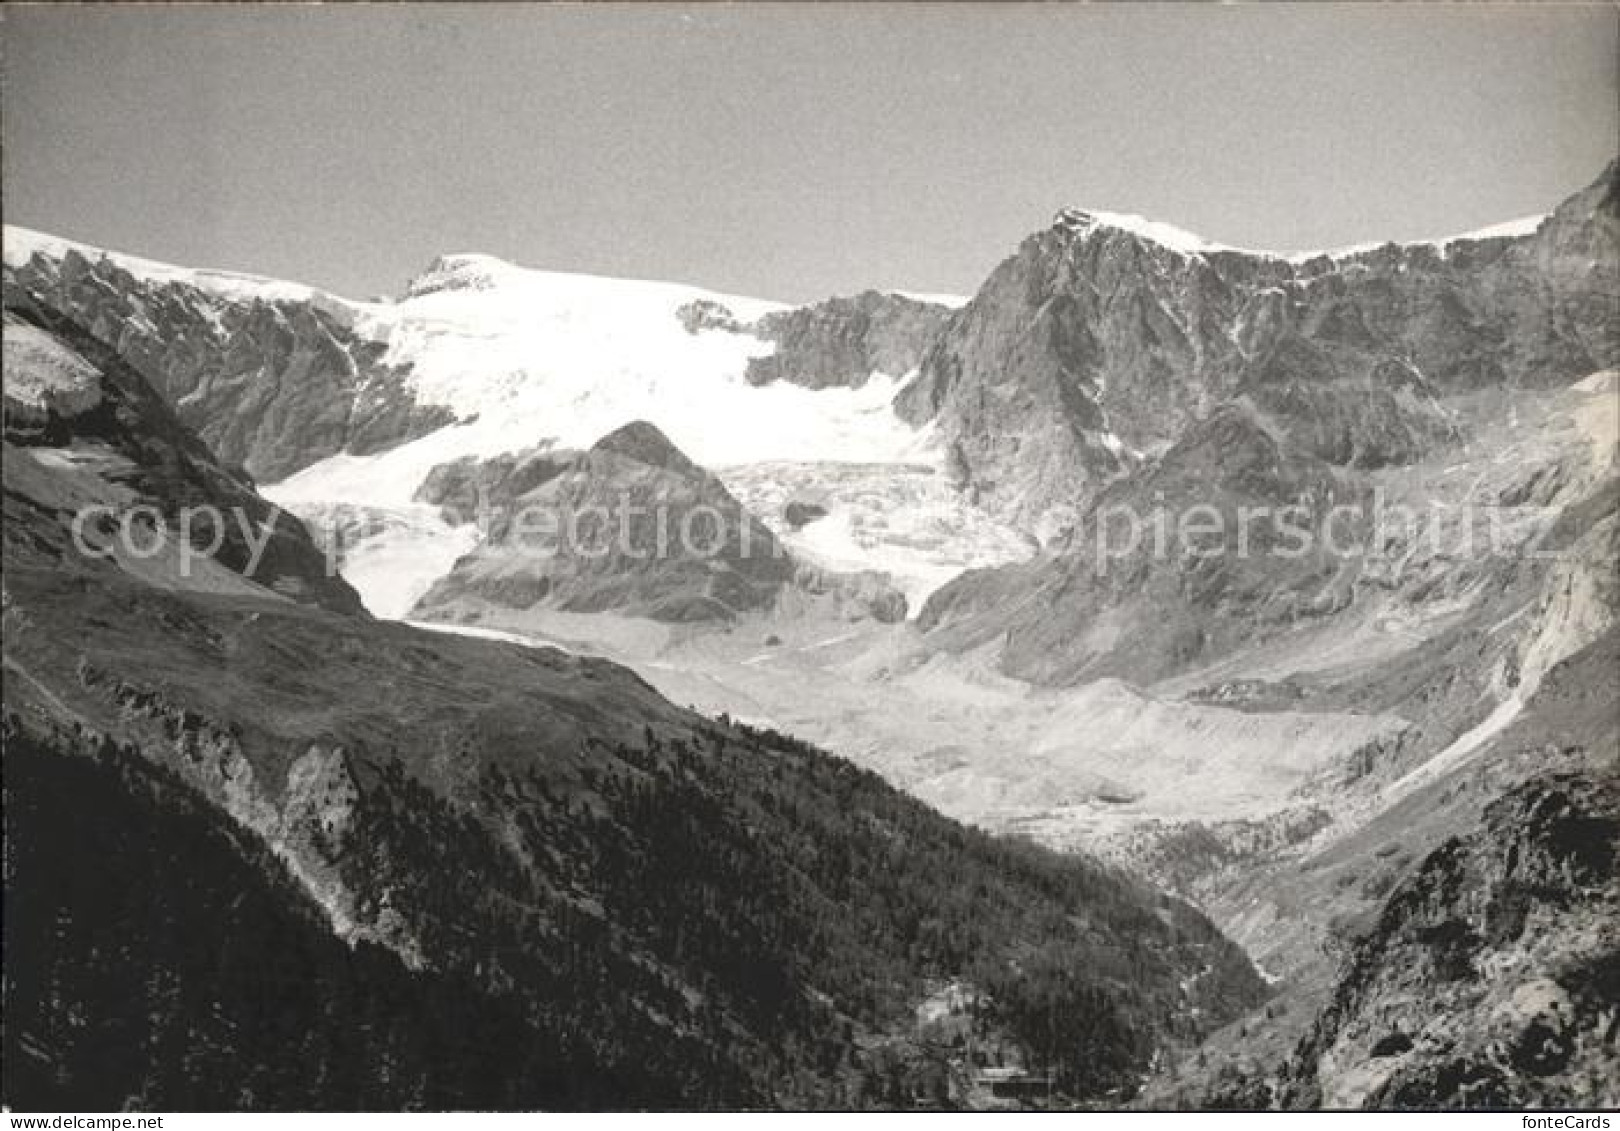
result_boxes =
[897,161,1618,532]
[910,162,1619,688]
[4,230,955,491]
[1194,765,1620,1111]
[3,238,454,482]
[745,291,956,390]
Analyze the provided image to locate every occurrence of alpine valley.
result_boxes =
[3,160,1616,1110]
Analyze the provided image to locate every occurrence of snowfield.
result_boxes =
[250,250,969,614]
[274,500,480,621]
[349,252,940,471]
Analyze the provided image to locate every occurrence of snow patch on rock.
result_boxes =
[1047,206,1547,264]
[2,318,104,414]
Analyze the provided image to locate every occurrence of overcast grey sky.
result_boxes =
[2,4,1615,303]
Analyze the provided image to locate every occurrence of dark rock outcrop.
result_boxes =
[783,499,829,528]
[414,445,574,526]
[414,421,908,625]
[675,297,746,334]
[744,291,956,390]
[1269,770,1620,1110]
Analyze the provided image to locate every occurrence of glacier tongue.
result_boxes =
[261,498,480,621]
[721,461,1033,612]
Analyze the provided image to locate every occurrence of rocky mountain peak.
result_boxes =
[1049,206,1231,258]
[401,252,519,299]
[589,419,705,478]
[3,234,456,481]
[415,421,910,626]
[902,162,1618,535]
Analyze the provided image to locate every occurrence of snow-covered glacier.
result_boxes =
[4,225,1028,616]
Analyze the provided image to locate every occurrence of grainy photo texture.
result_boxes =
[1,2,1616,1115]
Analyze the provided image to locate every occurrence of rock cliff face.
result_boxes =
[744,291,956,390]
[918,367,1616,699]
[915,402,1363,685]
[413,421,908,625]
[909,163,1619,689]
[898,162,1618,531]
[2,293,363,615]
[1271,770,1620,1110]
[675,290,955,391]
[3,236,454,482]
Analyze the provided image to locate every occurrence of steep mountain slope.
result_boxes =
[916,364,1615,707]
[916,402,1362,686]
[3,563,1264,1108]
[878,170,1618,1109]
[898,161,1617,533]
[1,340,1264,1109]
[4,723,698,1111]
[412,421,908,625]
[908,162,1617,704]
[1274,769,1619,1110]
[3,229,453,483]
[3,297,362,615]
[1141,626,1619,1109]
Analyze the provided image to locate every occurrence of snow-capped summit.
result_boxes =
[402,252,525,298]
[1048,203,1550,264]
[1052,207,1232,256]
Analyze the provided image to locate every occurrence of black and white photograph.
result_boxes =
[1,2,1616,1118]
